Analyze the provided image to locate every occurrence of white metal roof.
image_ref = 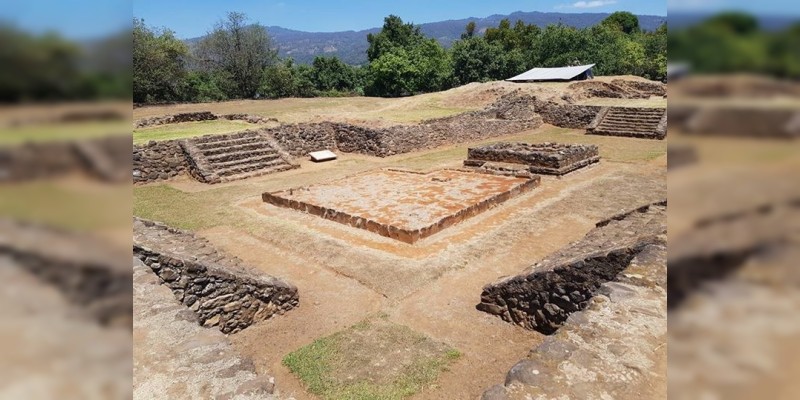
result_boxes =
[506,64,595,82]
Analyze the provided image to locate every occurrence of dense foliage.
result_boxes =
[133,11,668,103]
[669,12,800,78]
[0,24,130,102]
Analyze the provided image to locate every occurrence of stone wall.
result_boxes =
[0,135,131,183]
[533,100,601,129]
[482,241,667,400]
[477,201,666,334]
[133,218,299,333]
[133,140,189,184]
[135,111,277,129]
[134,257,280,399]
[465,142,599,175]
[0,219,132,327]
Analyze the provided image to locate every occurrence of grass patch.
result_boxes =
[0,181,130,231]
[283,318,460,400]
[133,120,257,144]
[0,121,129,147]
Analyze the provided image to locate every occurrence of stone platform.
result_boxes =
[262,168,540,244]
[464,142,600,176]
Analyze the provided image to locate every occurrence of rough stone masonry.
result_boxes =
[133,218,298,334]
[477,201,666,334]
[464,142,600,176]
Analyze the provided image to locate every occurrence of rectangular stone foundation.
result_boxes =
[262,169,540,244]
[464,142,599,176]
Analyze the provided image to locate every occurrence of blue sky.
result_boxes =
[0,1,131,39]
[133,0,667,39]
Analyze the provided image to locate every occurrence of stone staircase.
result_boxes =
[587,107,667,139]
[180,130,299,184]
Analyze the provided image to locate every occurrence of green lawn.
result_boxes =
[133,120,258,144]
[283,316,460,400]
[0,181,131,231]
[0,121,129,147]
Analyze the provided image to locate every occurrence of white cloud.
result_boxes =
[558,0,618,9]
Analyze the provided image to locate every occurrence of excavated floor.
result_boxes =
[262,168,539,243]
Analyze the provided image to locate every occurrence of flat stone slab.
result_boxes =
[263,168,540,244]
[309,150,337,162]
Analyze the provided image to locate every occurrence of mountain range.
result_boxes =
[186,11,666,65]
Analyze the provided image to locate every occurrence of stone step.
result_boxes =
[205,148,279,162]
[596,126,658,134]
[598,121,660,129]
[606,116,662,122]
[209,153,282,169]
[609,108,665,115]
[218,164,296,182]
[215,159,288,177]
[200,142,274,156]
[192,132,261,145]
[196,136,264,150]
[592,129,663,139]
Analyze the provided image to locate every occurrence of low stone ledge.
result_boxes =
[465,142,600,176]
[0,219,132,327]
[482,241,667,400]
[133,218,298,333]
[477,201,666,334]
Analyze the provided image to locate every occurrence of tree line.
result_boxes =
[669,12,800,78]
[0,24,130,103]
[133,11,667,104]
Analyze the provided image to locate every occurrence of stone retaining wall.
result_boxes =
[482,241,667,400]
[465,142,600,175]
[133,140,189,184]
[133,218,299,333]
[0,219,132,327]
[0,135,131,183]
[532,100,602,128]
[135,111,277,129]
[477,201,666,334]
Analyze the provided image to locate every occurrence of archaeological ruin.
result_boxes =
[129,76,670,398]
[464,142,600,176]
[587,106,667,139]
[263,168,541,244]
[133,218,299,333]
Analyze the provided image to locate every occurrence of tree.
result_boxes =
[462,21,477,39]
[133,18,189,103]
[311,56,358,92]
[451,37,505,84]
[366,15,426,62]
[601,12,641,35]
[195,12,278,98]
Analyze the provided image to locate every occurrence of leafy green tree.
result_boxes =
[311,56,358,92]
[181,70,229,102]
[451,37,505,84]
[195,12,278,98]
[133,18,189,103]
[366,15,426,62]
[601,11,641,35]
[365,49,417,97]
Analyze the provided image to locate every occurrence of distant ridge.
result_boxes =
[185,11,666,65]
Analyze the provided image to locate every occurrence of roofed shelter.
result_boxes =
[506,64,595,83]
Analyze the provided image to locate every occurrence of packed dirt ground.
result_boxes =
[133,77,667,399]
